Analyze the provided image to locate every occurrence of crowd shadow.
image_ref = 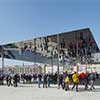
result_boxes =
[78,86,100,93]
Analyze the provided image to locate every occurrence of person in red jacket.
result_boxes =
[80,72,86,79]
[79,72,86,86]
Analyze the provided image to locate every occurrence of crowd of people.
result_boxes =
[0,71,99,92]
[58,71,99,92]
[0,73,57,88]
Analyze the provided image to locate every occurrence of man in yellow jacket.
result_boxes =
[72,71,80,92]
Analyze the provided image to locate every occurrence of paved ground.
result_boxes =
[0,84,100,100]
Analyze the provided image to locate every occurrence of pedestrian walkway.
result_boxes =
[0,85,100,100]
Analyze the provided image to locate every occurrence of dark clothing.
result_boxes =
[38,74,42,81]
[37,74,42,88]
[85,73,96,90]
[47,75,50,87]
[43,74,47,88]
[58,75,63,89]
[7,75,12,87]
[13,74,19,87]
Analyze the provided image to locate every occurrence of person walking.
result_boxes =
[85,71,90,90]
[13,74,18,87]
[6,74,9,86]
[58,74,63,89]
[72,71,80,92]
[89,72,96,90]
[43,74,47,88]
[47,74,50,88]
[64,71,70,91]
[37,74,42,88]
[79,72,86,85]
[7,75,12,87]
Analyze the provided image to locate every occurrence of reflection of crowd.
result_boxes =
[68,37,97,63]
[19,37,50,54]
[17,33,99,64]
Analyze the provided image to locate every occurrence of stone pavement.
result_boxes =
[0,85,100,100]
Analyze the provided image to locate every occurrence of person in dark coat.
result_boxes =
[13,74,19,87]
[43,74,47,88]
[47,74,51,88]
[58,74,63,89]
[89,72,97,90]
[7,75,12,87]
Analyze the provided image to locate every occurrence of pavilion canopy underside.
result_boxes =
[0,28,99,66]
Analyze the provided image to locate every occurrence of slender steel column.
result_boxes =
[1,47,4,74]
[57,34,60,85]
[51,53,53,74]
[76,32,79,72]
[2,53,4,73]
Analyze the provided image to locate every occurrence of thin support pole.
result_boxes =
[1,53,4,74]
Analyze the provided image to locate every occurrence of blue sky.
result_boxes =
[0,0,100,66]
